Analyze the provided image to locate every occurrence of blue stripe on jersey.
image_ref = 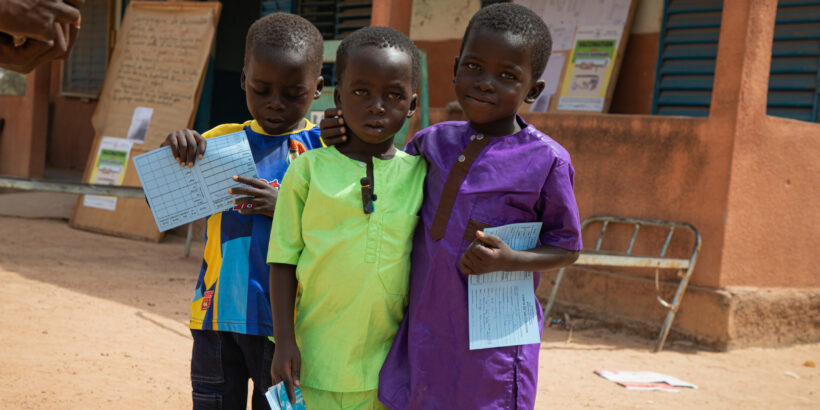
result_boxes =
[216,236,251,334]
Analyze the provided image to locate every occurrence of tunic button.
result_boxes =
[470,134,476,141]
[358,162,366,168]
[476,134,484,140]
[457,155,466,162]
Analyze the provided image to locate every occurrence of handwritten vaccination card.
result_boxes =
[133,130,259,232]
[468,222,543,350]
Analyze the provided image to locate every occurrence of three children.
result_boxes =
[164,3,580,409]
[161,13,326,409]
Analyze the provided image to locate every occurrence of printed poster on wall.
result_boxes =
[83,137,134,211]
[557,25,622,112]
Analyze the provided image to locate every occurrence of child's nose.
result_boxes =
[368,99,386,115]
[268,94,285,111]
[476,79,493,92]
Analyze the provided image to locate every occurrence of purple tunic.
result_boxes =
[378,119,582,409]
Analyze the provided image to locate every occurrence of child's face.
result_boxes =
[454,27,544,128]
[242,46,322,135]
[334,46,417,145]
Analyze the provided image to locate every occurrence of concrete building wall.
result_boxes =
[409,0,478,41]
[46,64,98,172]
[0,66,50,178]
[407,0,478,107]
[716,0,820,288]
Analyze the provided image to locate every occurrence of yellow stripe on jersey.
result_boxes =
[249,118,316,137]
[202,123,246,139]
[190,213,225,326]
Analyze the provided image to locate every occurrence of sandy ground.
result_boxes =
[0,215,817,409]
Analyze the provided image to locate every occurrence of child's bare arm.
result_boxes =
[161,129,206,167]
[319,108,347,145]
[229,175,278,217]
[269,263,301,404]
[458,230,579,275]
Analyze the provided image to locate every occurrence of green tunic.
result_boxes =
[267,146,426,392]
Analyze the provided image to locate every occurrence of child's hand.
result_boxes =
[228,175,278,217]
[161,129,206,167]
[320,108,347,145]
[271,339,301,405]
[459,231,517,275]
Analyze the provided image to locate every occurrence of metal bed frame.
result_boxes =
[544,215,702,351]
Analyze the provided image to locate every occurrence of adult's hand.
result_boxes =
[0,0,83,43]
[0,22,73,74]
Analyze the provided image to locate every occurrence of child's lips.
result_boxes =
[465,94,495,105]
[363,122,386,133]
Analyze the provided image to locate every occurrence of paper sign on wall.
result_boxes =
[557,25,622,112]
[126,106,154,143]
[514,0,631,51]
[83,137,134,211]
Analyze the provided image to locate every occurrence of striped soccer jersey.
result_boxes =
[189,119,323,336]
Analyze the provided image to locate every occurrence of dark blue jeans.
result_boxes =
[190,329,274,410]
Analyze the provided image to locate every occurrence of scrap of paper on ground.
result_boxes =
[595,369,698,392]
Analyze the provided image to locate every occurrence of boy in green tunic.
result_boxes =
[266,27,425,409]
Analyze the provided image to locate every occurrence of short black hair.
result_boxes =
[461,3,552,79]
[245,13,324,74]
[336,26,421,88]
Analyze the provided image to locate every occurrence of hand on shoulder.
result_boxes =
[319,108,347,146]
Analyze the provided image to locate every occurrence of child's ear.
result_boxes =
[524,79,546,103]
[333,87,342,108]
[313,76,324,100]
[406,93,418,118]
[240,68,247,91]
[452,56,460,83]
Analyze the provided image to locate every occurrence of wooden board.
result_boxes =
[70,1,221,241]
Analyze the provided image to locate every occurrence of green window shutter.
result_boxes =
[301,1,338,40]
[335,1,372,39]
[296,1,373,86]
[261,1,297,15]
[766,0,820,122]
[652,0,723,117]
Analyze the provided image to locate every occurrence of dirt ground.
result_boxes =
[0,216,817,409]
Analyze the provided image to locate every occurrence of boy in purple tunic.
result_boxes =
[322,4,582,408]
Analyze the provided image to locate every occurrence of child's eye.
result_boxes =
[353,89,367,96]
[251,87,268,96]
[500,72,517,80]
[387,92,402,100]
[465,62,479,70]
[286,92,308,100]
